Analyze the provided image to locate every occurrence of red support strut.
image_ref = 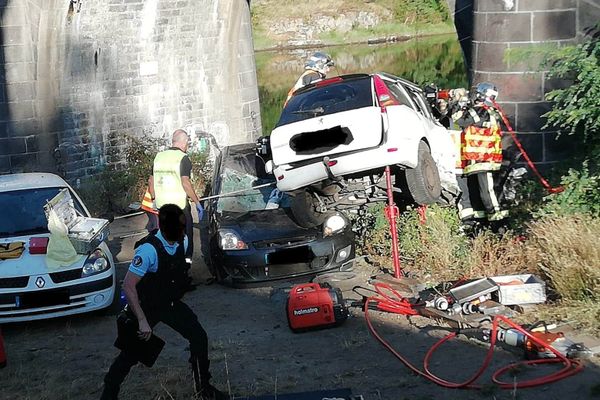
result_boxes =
[384,166,402,279]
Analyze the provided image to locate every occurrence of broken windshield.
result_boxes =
[216,151,290,213]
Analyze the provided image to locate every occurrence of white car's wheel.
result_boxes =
[290,189,331,228]
[404,141,441,205]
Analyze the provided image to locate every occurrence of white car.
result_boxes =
[0,173,116,323]
[266,73,459,227]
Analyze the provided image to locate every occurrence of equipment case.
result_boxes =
[44,188,110,254]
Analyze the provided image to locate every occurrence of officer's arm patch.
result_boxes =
[132,255,143,267]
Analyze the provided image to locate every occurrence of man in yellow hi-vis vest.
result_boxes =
[148,129,203,268]
[451,82,508,232]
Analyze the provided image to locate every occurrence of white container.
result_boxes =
[490,274,546,305]
[44,189,110,254]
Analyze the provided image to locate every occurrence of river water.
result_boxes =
[255,34,468,135]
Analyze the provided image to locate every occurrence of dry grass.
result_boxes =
[526,214,600,302]
[463,231,539,279]
[359,206,599,333]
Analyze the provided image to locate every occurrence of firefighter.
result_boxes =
[100,204,226,400]
[284,51,334,106]
[148,129,204,270]
[451,82,508,232]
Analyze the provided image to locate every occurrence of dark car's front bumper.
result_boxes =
[211,229,355,285]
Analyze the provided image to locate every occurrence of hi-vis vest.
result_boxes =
[153,149,187,209]
[460,109,502,175]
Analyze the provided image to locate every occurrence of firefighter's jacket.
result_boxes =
[284,70,324,106]
[452,105,502,175]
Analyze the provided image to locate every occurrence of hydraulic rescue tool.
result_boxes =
[286,282,348,332]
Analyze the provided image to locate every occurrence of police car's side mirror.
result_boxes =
[265,160,274,175]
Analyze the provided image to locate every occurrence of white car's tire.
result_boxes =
[290,189,331,228]
[404,141,441,205]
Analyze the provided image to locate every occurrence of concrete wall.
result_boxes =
[0,0,261,180]
[472,0,600,166]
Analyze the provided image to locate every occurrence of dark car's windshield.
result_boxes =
[216,151,290,213]
[0,187,84,238]
[276,76,374,127]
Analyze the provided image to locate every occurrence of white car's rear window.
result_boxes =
[277,76,374,127]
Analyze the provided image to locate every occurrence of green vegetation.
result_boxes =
[78,135,210,218]
[250,0,453,49]
[355,33,600,334]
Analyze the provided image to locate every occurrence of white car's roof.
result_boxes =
[0,173,69,193]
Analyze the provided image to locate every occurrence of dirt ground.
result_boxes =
[2,214,600,400]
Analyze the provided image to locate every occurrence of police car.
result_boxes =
[0,173,117,323]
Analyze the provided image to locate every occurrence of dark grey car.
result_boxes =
[202,143,355,286]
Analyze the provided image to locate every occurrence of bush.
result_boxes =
[528,215,600,302]
[533,162,600,219]
[355,204,535,285]
[543,34,600,147]
[78,135,212,217]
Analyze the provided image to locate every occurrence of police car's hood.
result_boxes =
[217,208,319,242]
[0,235,85,277]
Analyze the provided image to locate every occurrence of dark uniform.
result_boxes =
[101,230,223,399]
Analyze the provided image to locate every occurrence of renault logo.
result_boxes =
[35,277,45,288]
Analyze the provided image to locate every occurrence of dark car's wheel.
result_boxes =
[290,189,330,228]
[404,141,441,205]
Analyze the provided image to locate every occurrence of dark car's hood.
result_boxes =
[216,208,318,242]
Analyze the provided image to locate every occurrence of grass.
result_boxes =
[356,204,600,334]
[250,0,454,50]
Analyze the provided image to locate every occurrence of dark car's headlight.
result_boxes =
[218,229,248,250]
[82,249,111,277]
[323,213,347,237]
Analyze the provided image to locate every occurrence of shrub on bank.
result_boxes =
[355,204,599,333]
[78,135,211,218]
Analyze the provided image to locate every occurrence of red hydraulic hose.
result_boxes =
[491,100,564,194]
[364,301,583,390]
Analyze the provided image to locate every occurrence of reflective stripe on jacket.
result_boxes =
[153,149,187,209]
[460,110,502,175]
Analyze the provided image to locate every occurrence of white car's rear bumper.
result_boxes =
[273,145,417,192]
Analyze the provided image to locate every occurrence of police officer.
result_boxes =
[451,82,508,232]
[284,51,334,107]
[100,204,226,400]
[148,129,204,269]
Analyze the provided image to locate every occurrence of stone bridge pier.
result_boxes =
[452,0,600,165]
[0,0,261,180]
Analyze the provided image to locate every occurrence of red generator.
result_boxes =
[287,283,348,332]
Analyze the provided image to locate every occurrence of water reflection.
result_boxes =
[255,35,468,135]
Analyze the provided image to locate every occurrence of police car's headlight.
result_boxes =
[323,213,347,237]
[218,229,248,250]
[82,249,110,276]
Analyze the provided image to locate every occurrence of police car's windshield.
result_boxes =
[0,187,84,238]
[216,152,290,213]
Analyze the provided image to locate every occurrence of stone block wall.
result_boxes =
[472,0,599,166]
[0,0,261,181]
